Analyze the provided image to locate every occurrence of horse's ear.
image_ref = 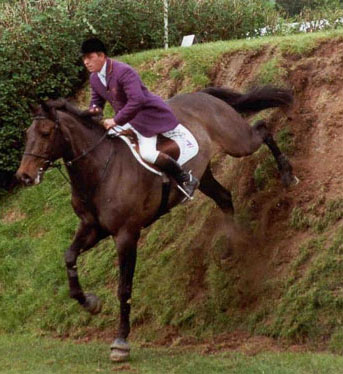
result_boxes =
[28,101,57,120]
[45,98,66,109]
[40,101,58,121]
[29,102,44,116]
[41,101,51,114]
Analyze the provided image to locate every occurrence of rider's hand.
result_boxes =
[103,118,116,130]
[89,105,101,114]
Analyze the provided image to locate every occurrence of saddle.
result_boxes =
[109,124,199,176]
[109,124,199,215]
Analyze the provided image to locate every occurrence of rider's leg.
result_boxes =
[137,133,199,198]
[154,153,199,197]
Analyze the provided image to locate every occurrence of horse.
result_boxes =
[16,85,295,361]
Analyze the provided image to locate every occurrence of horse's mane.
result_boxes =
[46,99,106,135]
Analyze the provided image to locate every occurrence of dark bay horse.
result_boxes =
[16,86,295,361]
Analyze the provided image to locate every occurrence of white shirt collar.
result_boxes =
[97,61,107,86]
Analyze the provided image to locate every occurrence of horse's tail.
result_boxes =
[201,85,293,114]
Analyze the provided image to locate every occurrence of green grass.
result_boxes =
[265,229,343,342]
[2,333,343,374]
[0,169,239,340]
[290,198,343,233]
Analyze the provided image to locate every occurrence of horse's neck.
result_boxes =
[58,113,141,203]
[60,115,109,192]
[62,119,102,158]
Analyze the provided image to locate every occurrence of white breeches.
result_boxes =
[119,123,160,163]
[120,123,199,166]
[135,132,160,164]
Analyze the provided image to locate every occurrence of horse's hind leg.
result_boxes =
[252,120,295,187]
[199,164,234,214]
[110,227,139,362]
[65,222,107,314]
[199,164,238,259]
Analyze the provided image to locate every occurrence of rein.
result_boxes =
[64,132,108,166]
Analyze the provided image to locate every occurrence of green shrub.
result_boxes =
[0,2,86,186]
[276,0,342,17]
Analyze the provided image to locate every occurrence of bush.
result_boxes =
[0,1,86,187]
[168,0,279,43]
[276,0,342,17]
[76,0,165,55]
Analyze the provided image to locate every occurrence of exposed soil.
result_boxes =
[72,326,311,356]
[0,207,26,223]
[210,41,343,263]
[133,37,343,354]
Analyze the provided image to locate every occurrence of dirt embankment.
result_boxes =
[142,38,343,351]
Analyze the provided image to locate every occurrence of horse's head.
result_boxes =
[16,102,63,186]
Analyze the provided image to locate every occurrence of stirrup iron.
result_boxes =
[177,184,194,201]
[178,170,198,201]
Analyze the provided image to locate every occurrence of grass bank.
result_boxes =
[2,29,343,350]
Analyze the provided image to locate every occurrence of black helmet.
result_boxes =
[81,38,107,55]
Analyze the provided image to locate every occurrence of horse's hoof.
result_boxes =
[292,175,300,186]
[110,338,130,362]
[83,293,102,315]
[281,173,299,188]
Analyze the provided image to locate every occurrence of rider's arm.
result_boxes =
[89,82,106,112]
[114,67,145,126]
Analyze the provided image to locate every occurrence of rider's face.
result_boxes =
[82,52,106,73]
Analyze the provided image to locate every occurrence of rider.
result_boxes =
[81,37,199,198]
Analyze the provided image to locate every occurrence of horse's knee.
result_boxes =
[117,286,132,302]
[252,120,269,140]
[116,229,140,252]
[219,192,234,213]
[64,248,77,269]
[115,229,139,305]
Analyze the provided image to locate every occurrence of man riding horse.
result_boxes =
[81,37,199,198]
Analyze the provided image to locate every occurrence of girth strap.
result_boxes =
[156,178,171,218]
[143,176,171,228]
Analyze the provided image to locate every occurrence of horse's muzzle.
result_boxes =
[16,169,43,186]
[16,170,34,186]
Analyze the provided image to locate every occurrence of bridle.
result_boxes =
[24,113,109,185]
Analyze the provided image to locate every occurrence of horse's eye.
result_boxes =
[41,132,50,138]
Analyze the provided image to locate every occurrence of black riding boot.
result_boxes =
[155,153,199,198]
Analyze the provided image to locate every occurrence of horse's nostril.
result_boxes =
[21,173,34,185]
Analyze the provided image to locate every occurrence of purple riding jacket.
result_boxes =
[89,58,178,137]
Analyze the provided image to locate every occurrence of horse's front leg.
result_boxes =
[65,222,106,314]
[110,228,139,362]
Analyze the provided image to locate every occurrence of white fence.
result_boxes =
[248,17,343,38]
